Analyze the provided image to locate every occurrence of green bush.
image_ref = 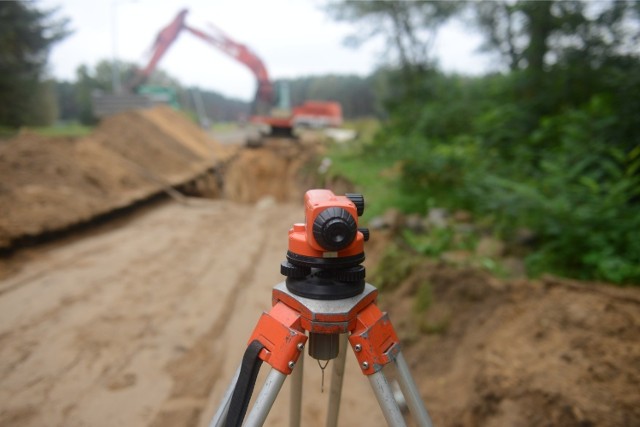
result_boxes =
[370,244,421,291]
[328,62,640,285]
[484,98,640,283]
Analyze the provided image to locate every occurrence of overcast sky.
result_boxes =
[41,0,490,101]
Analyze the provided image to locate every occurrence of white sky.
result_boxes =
[41,0,490,101]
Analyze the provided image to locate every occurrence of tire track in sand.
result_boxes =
[148,205,289,427]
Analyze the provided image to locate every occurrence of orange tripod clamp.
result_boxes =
[247,302,308,375]
[349,303,401,375]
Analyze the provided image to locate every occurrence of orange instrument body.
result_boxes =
[287,189,365,259]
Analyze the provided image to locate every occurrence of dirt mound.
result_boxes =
[0,107,222,250]
[96,108,211,184]
[223,139,321,203]
[0,133,147,248]
[139,106,228,162]
[382,261,640,426]
[0,106,325,250]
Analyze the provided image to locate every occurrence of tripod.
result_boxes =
[209,190,433,427]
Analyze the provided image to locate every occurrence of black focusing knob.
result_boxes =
[317,265,366,282]
[359,227,370,241]
[345,193,365,216]
[312,207,357,251]
[281,261,310,278]
[333,265,366,282]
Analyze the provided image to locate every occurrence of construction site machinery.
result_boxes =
[96,9,343,138]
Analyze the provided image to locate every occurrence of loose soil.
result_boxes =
[0,200,383,427]
[0,109,317,250]
[223,138,321,203]
[1,202,638,427]
[382,260,640,426]
[1,109,638,427]
[0,106,235,250]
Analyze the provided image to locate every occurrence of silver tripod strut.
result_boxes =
[394,351,433,427]
[209,366,241,427]
[369,369,408,427]
[326,333,348,427]
[289,349,304,427]
[243,369,287,427]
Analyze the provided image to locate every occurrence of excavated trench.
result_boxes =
[2,108,638,427]
[0,107,323,254]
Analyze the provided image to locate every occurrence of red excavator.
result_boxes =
[127,9,342,137]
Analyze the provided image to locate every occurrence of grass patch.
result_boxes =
[324,141,414,223]
[413,281,433,313]
[370,244,421,291]
[0,127,17,139]
[476,257,508,278]
[32,123,93,137]
[210,121,238,132]
[341,117,381,141]
[417,316,450,335]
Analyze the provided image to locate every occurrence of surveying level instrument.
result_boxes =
[210,190,434,427]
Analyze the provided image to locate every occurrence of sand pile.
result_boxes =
[382,261,640,426]
[0,106,221,250]
[223,139,320,203]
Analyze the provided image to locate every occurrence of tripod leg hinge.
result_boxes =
[248,302,308,375]
[349,303,401,375]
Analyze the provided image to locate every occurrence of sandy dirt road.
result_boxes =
[0,199,386,427]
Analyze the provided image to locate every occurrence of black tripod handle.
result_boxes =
[226,340,264,427]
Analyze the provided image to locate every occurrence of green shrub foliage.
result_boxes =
[323,0,640,284]
[365,67,640,284]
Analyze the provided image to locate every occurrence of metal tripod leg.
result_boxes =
[326,333,348,427]
[290,350,304,427]
[394,351,433,427]
[209,366,241,427]
[209,280,433,427]
[368,370,408,427]
[243,369,287,427]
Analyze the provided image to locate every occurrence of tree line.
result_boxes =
[0,2,69,128]
[325,0,640,284]
[57,61,379,125]
[3,0,639,282]
[55,60,251,125]
[0,1,379,129]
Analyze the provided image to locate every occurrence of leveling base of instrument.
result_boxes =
[209,281,434,427]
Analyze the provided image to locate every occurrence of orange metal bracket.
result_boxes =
[348,303,401,375]
[248,302,308,375]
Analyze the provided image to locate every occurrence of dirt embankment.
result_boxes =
[380,256,640,426]
[1,205,637,427]
[0,108,323,251]
[0,106,231,250]
[2,107,638,427]
[0,200,388,427]
[223,138,321,203]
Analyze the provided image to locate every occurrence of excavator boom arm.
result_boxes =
[131,10,273,105]
[128,9,188,90]
[184,25,271,89]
